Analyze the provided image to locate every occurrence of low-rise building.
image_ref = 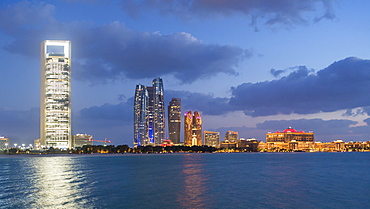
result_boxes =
[0,136,9,150]
[73,134,93,148]
[204,131,220,147]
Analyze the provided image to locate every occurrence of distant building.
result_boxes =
[0,136,9,149]
[237,138,259,152]
[220,141,236,149]
[263,127,315,151]
[266,127,314,143]
[133,78,165,147]
[224,131,239,143]
[34,138,41,149]
[40,40,72,149]
[168,98,181,144]
[184,111,202,146]
[204,131,220,147]
[73,134,93,148]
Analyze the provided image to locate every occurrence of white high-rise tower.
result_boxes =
[40,40,72,149]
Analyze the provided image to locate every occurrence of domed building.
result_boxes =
[265,127,315,151]
[266,127,314,143]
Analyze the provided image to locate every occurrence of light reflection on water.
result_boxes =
[178,154,209,209]
[28,157,91,208]
[0,156,94,209]
[0,153,369,208]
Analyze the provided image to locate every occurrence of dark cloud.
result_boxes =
[270,68,285,78]
[169,90,234,115]
[73,98,133,144]
[73,25,248,84]
[77,97,133,126]
[0,107,39,143]
[214,118,368,142]
[257,118,357,135]
[121,0,335,27]
[0,1,247,84]
[230,57,370,117]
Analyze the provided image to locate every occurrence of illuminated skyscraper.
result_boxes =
[184,111,193,146]
[168,98,181,144]
[40,40,72,149]
[134,84,148,146]
[224,131,239,143]
[184,111,202,146]
[150,78,165,145]
[133,78,165,146]
[204,131,220,147]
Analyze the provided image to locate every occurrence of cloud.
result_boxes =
[73,25,248,84]
[121,0,335,27]
[270,69,285,78]
[257,118,357,135]
[0,107,39,143]
[230,57,370,117]
[168,91,234,115]
[73,98,134,144]
[214,118,368,142]
[0,1,248,84]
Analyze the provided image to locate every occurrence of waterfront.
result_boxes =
[0,153,369,209]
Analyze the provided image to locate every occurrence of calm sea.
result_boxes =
[0,153,369,209]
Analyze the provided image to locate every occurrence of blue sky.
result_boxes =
[1,0,370,146]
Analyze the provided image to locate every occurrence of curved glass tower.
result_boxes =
[133,78,165,147]
[134,84,148,147]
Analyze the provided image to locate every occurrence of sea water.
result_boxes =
[0,152,369,209]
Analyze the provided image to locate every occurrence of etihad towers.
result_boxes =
[134,77,165,147]
[40,40,72,149]
[184,111,202,146]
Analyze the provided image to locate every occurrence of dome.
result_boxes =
[283,127,297,133]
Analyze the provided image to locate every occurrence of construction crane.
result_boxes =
[88,138,111,146]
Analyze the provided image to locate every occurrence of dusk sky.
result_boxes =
[1,0,370,146]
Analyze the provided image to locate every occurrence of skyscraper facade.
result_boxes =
[204,131,220,147]
[184,111,202,146]
[224,131,239,143]
[151,78,165,145]
[40,40,72,149]
[133,78,165,146]
[184,111,193,146]
[168,98,181,144]
[134,84,148,147]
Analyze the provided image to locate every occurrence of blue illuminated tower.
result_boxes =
[133,78,165,146]
[134,84,148,147]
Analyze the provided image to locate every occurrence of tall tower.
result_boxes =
[168,98,181,144]
[184,111,202,146]
[151,78,165,145]
[133,77,165,146]
[184,111,193,146]
[134,84,148,146]
[192,111,202,145]
[40,40,72,149]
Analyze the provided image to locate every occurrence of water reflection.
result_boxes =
[27,156,92,208]
[178,154,209,208]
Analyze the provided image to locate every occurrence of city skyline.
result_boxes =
[1,1,370,146]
